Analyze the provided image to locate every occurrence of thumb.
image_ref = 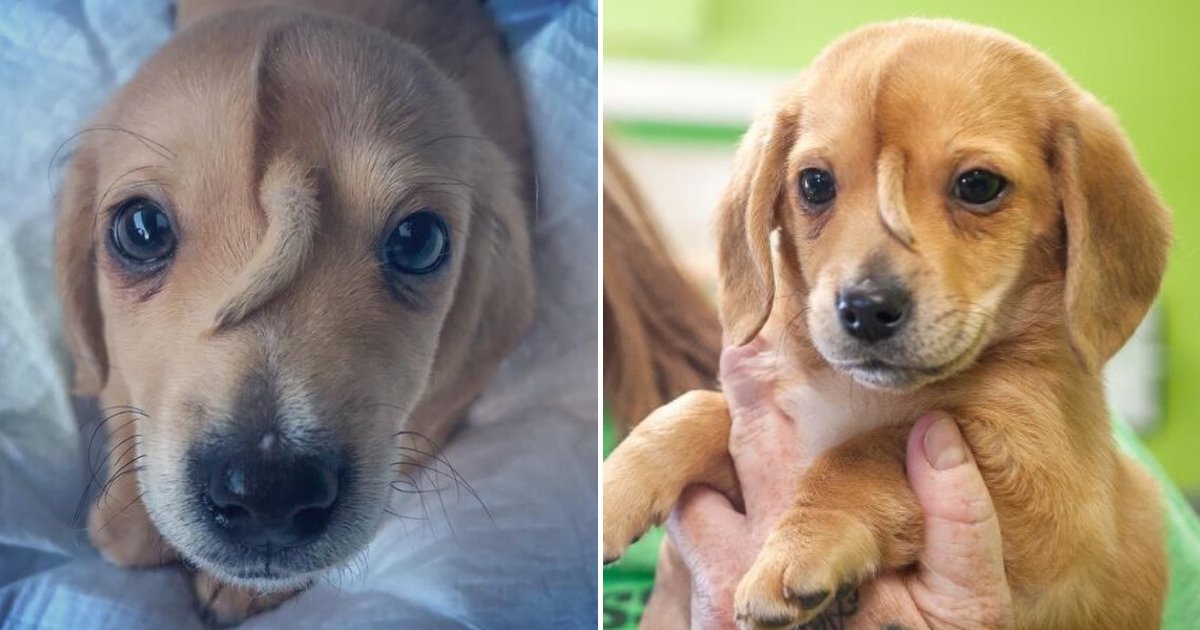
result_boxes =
[906,413,1011,613]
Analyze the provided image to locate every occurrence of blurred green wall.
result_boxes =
[607,0,1200,488]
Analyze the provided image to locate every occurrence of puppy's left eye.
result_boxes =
[799,168,837,209]
[953,169,1008,208]
[382,210,450,275]
[110,197,177,263]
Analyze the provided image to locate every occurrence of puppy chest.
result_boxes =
[774,378,919,465]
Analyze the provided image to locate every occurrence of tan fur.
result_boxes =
[604,19,1169,630]
[57,0,534,622]
[211,157,320,330]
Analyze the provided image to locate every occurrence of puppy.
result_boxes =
[604,19,1170,629]
[57,0,533,623]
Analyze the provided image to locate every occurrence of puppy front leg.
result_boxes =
[87,406,176,567]
[193,571,302,626]
[734,425,920,629]
[603,390,737,564]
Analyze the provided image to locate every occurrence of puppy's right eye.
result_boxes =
[798,168,837,209]
[953,169,1007,208]
[110,198,177,263]
[382,210,450,275]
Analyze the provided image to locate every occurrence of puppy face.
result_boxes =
[717,20,1169,391]
[784,29,1061,390]
[57,15,532,588]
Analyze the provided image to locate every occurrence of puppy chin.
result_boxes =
[209,567,320,593]
[811,322,988,392]
[843,363,941,392]
[182,548,326,592]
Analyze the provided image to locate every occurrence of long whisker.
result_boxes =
[393,442,491,522]
[366,415,496,536]
[97,455,147,505]
[73,408,148,526]
[92,489,148,536]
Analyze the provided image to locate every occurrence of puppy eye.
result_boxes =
[798,168,837,209]
[382,210,450,275]
[110,197,177,263]
[953,169,1008,208]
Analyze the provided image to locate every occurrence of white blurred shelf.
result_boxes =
[605,59,792,125]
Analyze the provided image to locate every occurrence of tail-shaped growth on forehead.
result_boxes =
[212,157,319,330]
[876,146,915,248]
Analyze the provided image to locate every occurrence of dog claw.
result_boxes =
[739,614,793,628]
[792,589,830,610]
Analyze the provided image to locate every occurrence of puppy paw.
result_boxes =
[193,572,301,626]
[602,472,670,564]
[603,390,732,565]
[88,495,177,567]
[734,511,879,629]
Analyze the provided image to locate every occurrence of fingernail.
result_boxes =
[924,415,967,470]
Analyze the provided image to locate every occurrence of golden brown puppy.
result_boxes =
[57,0,533,623]
[603,19,1170,630]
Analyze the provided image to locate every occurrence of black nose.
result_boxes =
[836,282,911,343]
[198,448,340,548]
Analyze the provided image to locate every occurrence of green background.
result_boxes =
[606,0,1200,489]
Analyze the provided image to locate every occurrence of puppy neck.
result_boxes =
[752,318,927,465]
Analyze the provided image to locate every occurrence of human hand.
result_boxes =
[658,341,1014,629]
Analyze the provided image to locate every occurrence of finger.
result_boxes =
[906,412,1012,622]
[844,575,929,630]
[666,485,750,580]
[643,538,693,630]
[667,485,749,629]
[719,336,772,411]
[718,339,801,525]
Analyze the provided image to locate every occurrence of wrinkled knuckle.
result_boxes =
[975,601,1015,630]
[672,490,705,526]
[729,412,768,446]
[953,491,998,527]
[932,594,1014,630]
[719,343,756,377]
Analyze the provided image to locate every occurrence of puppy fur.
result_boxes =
[604,19,1170,630]
[58,0,533,623]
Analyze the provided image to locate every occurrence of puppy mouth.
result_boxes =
[825,329,988,391]
[183,540,341,589]
[837,358,948,375]
[832,358,954,390]
[222,562,289,582]
[174,498,376,585]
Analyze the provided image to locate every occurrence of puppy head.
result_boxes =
[57,13,532,588]
[717,19,1169,390]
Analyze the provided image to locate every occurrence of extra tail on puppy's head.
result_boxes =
[603,143,721,431]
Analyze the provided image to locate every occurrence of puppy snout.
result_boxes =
[836,279,911,343]
[197,445,341,548]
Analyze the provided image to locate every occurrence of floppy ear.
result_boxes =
[715,109,797,346]
[55,143,109,396]
[1054,93,1171,373]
